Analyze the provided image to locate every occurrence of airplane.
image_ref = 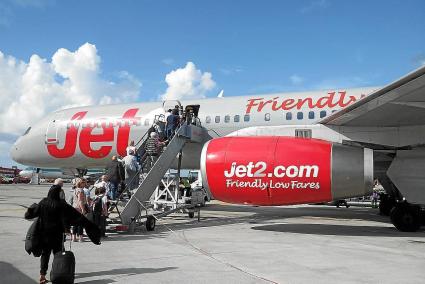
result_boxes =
[10,65,425,231]
[19,167,103,181]
[19,167,74,180]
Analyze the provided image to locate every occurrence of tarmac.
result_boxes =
[1,183,425,284]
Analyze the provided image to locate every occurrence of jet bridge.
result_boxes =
[120,123,205,225]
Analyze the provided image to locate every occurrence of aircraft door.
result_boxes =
[162,100,182,113]
[45,119,60,144]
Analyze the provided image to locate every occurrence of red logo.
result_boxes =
[202,137,332,205]
[47,108,140,159]
[245,91,365,114]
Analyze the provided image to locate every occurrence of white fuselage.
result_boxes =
[10,88,375,170]
[19,167,74,180]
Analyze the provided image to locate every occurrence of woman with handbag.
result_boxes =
[72,179,88,242]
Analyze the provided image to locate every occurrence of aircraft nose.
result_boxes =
[10,139,23,164]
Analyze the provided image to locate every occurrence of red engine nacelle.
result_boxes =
[200,136,373,206]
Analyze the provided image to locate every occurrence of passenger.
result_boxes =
[126,140,136,156]
[153,120,165,140]
[92,187,108,238]
[68,178,80,205]
[372,190,379,208]
[83,180,93,207]
[174,105,180,116]
[105,156,123,200]
[94,175,113,200]
[52,178,66,200]
[24,185,101,284]
[145,132,166,156]
[72,179,88,242]
[164,109,172,121]
[166,109,176,139]
[122,149,140,192]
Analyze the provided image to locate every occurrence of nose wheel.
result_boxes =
[390,203,421,232]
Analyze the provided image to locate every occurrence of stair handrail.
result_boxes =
[116,122,186,202]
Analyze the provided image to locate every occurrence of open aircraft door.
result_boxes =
[162,100,182,112]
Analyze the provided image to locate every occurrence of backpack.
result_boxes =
[125,156,138,172]
[92,196,103,216]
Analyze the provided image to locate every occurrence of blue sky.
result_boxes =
[0,0,424,167]
[1,0,424,97]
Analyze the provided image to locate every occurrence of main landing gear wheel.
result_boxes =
[146,216,156,231]
[390,204,421,232]
[188,211,195,218]
[379,194,395,216]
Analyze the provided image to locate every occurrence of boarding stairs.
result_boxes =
[119,123,205,224]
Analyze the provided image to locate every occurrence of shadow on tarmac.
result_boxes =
[102,203,411,241]
[0,261,36,284]
[75,267,178,283]
[251,223,425,237]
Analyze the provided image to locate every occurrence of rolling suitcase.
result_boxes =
[50,235,75,284]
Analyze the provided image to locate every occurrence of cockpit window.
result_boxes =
[23,127,31,136]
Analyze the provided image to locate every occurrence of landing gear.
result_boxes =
[188,211,195,218]
[390,203,421,232]
[145,215,156,231]
[76,168,88,178]
[379,193,396,216]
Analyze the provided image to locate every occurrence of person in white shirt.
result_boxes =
[126,140,136,156]
[94,175,112,199]
[122,149,140,192]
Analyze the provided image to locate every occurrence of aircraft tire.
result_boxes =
[379,194,395,216]
[188,212,195,218]
[146,216,156,231]
[390,204,421,232]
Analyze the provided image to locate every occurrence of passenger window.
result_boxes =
[144,119,150,126]
[234,115,240,122]
[224,115,230,123]
[264,113,271,121]
[297,112,303,120]
[206,116,211,123]
[215,116,220,123]
[308,111,315,119]
[286,112,292,120]
[244,114,250,122]
[320,110,327,118]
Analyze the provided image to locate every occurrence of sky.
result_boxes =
[0,0,424,167]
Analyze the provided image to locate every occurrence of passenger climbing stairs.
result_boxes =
[119,122,205,225]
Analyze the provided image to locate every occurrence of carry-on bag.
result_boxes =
[50,235,75,284]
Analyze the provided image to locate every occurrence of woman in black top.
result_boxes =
[25,185,101,284]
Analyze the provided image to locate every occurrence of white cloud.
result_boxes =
[161,61,216,100]
[0,42,142,135]
[289,74,304,85]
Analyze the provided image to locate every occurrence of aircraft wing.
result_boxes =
[320,66,425,127]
